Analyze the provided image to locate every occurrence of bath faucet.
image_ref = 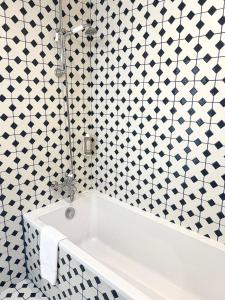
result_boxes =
[64,174,77,203]
[51,174,77,203]
[64,173,75,185]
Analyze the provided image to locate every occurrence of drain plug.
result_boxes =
[65,207,75,219]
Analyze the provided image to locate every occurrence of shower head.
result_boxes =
[85,26,98,36]
[70,23,97,36]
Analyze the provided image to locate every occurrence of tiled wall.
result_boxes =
[0,0,90,292]
[1,0,225,294]
[91,0,225,243]
[0,0,64,290]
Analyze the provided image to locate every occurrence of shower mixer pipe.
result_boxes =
[54,23,97,77]
[54,0,98,201]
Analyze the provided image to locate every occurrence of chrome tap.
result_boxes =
[64,173,77,203]
[51,173,77,203]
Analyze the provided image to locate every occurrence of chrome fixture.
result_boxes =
[66,23,98,36]
[54,0,97,202]
[54,23,97,78]
[85,26,98,36]
[65,207,75,219]
[54,27,67,78]
[55,0,74,195]
[69,24,88,35]
[54,67,65,78]
[83,134,93,156]
[51,174,77,203]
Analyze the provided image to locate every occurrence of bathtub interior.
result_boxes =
[37,191,225,300]
[24,218,126,300]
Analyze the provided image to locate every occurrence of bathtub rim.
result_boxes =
[24,189,225,252]
[23,189,225,300]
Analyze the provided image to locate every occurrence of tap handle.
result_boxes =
[65,173,77,183]
[51,181,59,191]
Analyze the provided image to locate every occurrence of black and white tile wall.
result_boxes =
[0,0,91,292]
[91,0,225,243]
[1,0,225,296]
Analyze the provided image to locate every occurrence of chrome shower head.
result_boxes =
[69,24,97,36]
[85,26,98,36]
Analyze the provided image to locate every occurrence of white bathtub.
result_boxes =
[24,190,225,300]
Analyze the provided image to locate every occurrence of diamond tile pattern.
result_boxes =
[24,220,125,300]
[0,279,48,300]
[1,0,225,296]
[91,0,225,243]
[0,0,91,292]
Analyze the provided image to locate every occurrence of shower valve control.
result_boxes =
[83,134,93,156]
